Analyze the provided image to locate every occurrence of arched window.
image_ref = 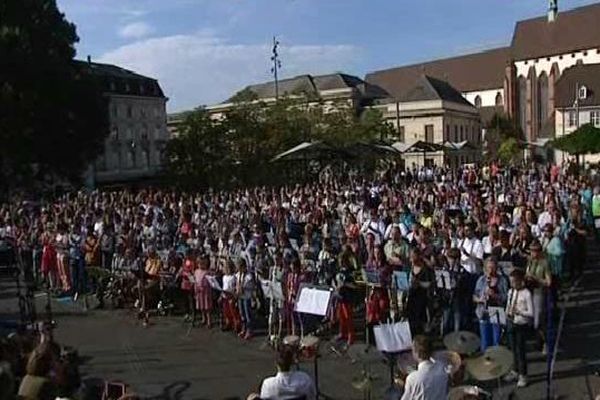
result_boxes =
[518,76,527,133]
[537,72,549,131]
[495,92,503,107]
[474,95,482,108]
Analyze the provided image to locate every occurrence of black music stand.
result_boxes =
[294,285,333,400]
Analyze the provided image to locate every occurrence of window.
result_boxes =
[568,111,577,127]
[460,126,464,141]
[110,127,119,139]
[591,111,600,127]
[579,85,588,100]
[474,95,482,108]
[109,81,116,92]
[445,124,450,141]
[425,124,434,143]
[140,107,146,118]
[495,92,503,107]
[125,82,131,92]
[111,104,118,118]
[127,106,133,118]
[454,126,458,142]
[398,126,405,142]
[139,84,145,95]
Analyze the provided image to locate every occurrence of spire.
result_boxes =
[548,0,558,22]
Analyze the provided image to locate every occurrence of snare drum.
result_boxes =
[282,335,300,349]
[300,335,319,360]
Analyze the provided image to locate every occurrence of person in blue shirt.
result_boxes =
[473,258,508,351]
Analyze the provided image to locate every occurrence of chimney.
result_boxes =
[87,55,92,64]
[548,0,558,22]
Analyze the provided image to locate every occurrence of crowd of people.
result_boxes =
[1,160,599,399]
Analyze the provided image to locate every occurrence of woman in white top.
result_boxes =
[505,269,534,388]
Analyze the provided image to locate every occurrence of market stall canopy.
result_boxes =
[403,141,447,153]
[441,141,478,151]
[271,141,354,162]
[345,141,403,158]
[391,141,410,153]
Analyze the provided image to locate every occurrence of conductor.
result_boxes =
[401,335,448,400]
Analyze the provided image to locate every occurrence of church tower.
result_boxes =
[548,0,558,22]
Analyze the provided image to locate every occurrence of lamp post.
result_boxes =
[271,36,282,101]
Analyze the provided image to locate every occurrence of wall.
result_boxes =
[463,88,504,108]
[515,47,600,78]
[96,94,168,182]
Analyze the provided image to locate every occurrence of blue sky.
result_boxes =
[57,0,600,112]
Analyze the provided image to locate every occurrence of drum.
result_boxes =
[282,335,300,349]
[300,335,319,359]
[433,350,464,385]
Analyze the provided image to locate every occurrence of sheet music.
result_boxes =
[206,275,222,291]
[295,287,331,316]
[487,306,507,325]
[259,279,284,301]
[374,321,413,353]
[393,271,409,292]
[435,270,451,290]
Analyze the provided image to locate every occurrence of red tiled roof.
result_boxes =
[365,47,509,99]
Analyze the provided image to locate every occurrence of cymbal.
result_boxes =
[449,385,488,400]
[443,331,480,355]
[465,346,513,381]
[432,350,462,375]
[300,335,319,348]
[396,350,417,373]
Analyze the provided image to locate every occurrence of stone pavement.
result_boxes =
[1,245,600,399]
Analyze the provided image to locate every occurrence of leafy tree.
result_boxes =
[497,137,521,164]
[164,108,230,188]
[0,0,108,193]
[484,113,523,160]
[552,123,600,156]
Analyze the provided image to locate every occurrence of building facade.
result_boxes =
[367,1,600,148]
[80,61,169,184]
[554,63,600,164]
[374,75,481,168]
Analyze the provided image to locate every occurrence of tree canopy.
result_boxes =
[0,0,108,193]
[484,113,523,161]
[552,123,600,155]
[165,95,395,188]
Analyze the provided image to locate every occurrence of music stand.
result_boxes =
[373,321,413,399]
[294,285,333,400]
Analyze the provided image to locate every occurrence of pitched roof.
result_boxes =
[555,63,600,108]
[399,75,474,107]
[365,47,509,99]
[75,60,165,98]
[227,73,383,103]
[236,75,316,100]
[511,3,600,61]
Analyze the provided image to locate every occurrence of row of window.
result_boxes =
[473,92,503,108]
[568,110,600,127]
[396,123,480,143]
[97,147,164,172]
[111,103,163,119]
[109,125,164,141]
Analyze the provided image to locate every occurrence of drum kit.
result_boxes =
[345,331,515,400]
[281,333,330,399]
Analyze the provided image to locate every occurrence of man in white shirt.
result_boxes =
[401,335,448,400]
[259,348,316,400]
[459,224,484,274]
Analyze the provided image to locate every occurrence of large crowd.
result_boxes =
[1,161,599,399]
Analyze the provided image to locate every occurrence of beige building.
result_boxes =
[373,75,481,168]
[80,60,169,184]
[554,63,600,164]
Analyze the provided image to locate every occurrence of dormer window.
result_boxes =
[579,85,588,100]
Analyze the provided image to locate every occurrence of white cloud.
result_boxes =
[98,33,360,112]
[118,21,154,39]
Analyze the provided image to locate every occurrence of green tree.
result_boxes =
[164,108,230,188]
[484,113,523,160]
[0,0,108,192]
[497,137,521,164]
[552,123,600,163]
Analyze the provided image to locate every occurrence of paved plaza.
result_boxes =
[1,247,600,400]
